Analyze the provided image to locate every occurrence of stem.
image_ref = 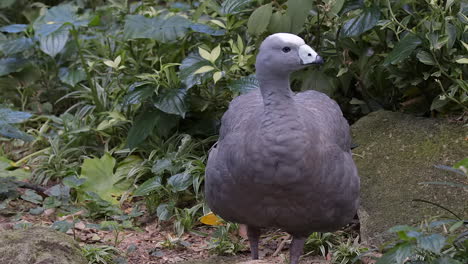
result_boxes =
[386,0,412,33]
[71,27,103,111]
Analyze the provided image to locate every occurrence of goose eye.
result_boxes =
[282,47,291,53]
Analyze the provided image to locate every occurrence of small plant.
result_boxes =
[81,244,120,264]
[304,231,337,257]
[207,222,246,255]
[174,203,203,236]
[376,220,467,264]
[332,235,367,264]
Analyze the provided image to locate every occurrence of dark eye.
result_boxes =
[282,47,291,53]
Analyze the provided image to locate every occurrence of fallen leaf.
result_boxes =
[199,212,223,226]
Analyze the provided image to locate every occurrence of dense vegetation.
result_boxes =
[0,0,466,263]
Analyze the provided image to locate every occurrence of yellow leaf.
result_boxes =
[200,212,223,226]
[210,19,226,28]
[210,45,221,62]
[103,59,115,68]
[213,71,222,84]
[455,58,468,64]
[198,47,212,61]
[193,65,215,74]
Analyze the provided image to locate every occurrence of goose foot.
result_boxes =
[247,226,261,260]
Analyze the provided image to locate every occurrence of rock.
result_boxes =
[351,110,468,245]
[0,226,87,264]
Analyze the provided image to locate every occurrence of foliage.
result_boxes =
[207,222,246,255]
[376,220,468,264]
[0,0,466,239]
[81,244,121,264]
[304,232,336,257]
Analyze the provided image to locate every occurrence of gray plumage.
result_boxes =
[205,33,360,264]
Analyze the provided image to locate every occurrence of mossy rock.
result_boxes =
[351,110,467,245]
[0,226,87,264]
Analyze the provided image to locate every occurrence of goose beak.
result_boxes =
[298,44,323,65]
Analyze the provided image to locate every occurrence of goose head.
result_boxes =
[255,33,323,78]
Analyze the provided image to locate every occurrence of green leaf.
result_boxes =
[0,123,34,141]
[430,96,449,111]
[247,4,273,36]
[29,207,44,215]
[0,0,15,8]
[268,12,292,33]
[193,65,215,74]
[122,83,154,106]
[287,0,313,34]
[21,190,43,204]
[167,173,192,192]
[127,108,160,149]
[0,24,28,33]
[63,175,85,188]
[0,107,32,123]
[152,159,173,174]
[79,153,132,204]
[300,69,335,96]
[51,220,74,233]
[58,67,86,86]
[189,24,226,36]
[339,0,364,15]
[114,155,142,188]
[416,234,446,254]
[0,57,28,76]
[157,203,173,221]
[0,157,31,180]
[455,57,468,64]
[341,6,380,38]
[124,14,191,43]
[39,26,69,57]
[383,34,421,66]
[416,51,436,65]
[153,88,187,118]
[179,53,212,88]
[228,75,259,94]
[34,4,88,37]
[133,177,162,196]
[0,37,34,55]
[220,0,253,15]
[331,0,346,15]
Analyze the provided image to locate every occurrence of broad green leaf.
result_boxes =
[0,123,34,141]
[63,175,86,188]
[247,4,273,36]
[383,34,421,66]
[0,24,28,33]
[339,0,364,15]
[124,14,191,43]
[21,190,43,204]
[430,96,449,111]
[287,0,313,34]
[0,0,15,8]
[152,159,173,174]
[79,153,132,204]
[154,88,187,117]
[133,177,162,196]
[220,0,253,15]
[58,67,86,86]
[300,69,335,96]
[416,234,446,254]
[445,22,457,49]
[51,220,74,233]
[0,57,28,76]
[157,203,173,221]
[179,53,212,88]
[189,24,226,36]
[331,0,346,15]
[127,108,160,149]
[416,51,436,65]
[198,47,212,61]
[341,6,380,38]
[0,37,34,55]
[167,173,192,192]
[39,26,69,57]
[122,83,154,106]
[268,12,292,33]
[228,75,259,94]
[34,4,88,37]
[193,65,215,74]
[0,107,32,123]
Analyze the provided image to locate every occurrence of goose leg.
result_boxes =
[289,236,306,264]
[247,226,261,259]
